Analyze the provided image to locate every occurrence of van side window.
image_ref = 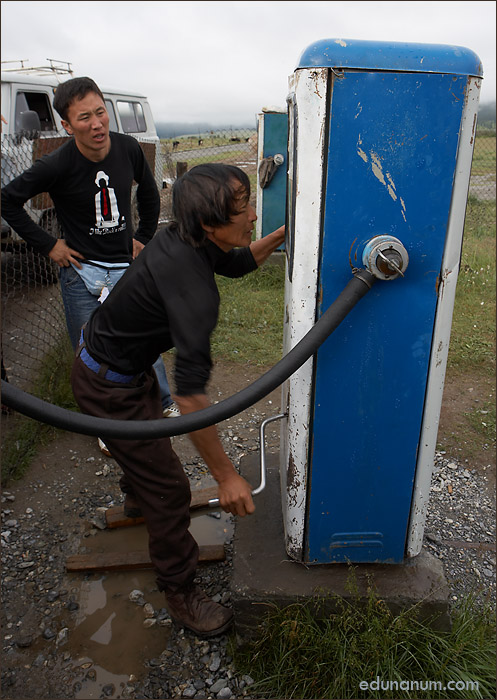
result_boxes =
[117,101,147,133]
[15,91,56,132]
[104,99,119,132]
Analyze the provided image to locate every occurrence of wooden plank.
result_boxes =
[190,485,219,509]
[66,544,225,573]
[105,485,219,529]
[105,510,144,528]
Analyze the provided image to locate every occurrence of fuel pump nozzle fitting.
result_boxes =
[362,235,409,280]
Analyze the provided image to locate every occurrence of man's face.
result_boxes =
[205,186,257,251]
[61,92,111,162]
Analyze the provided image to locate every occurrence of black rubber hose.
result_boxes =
[1,269,375,438]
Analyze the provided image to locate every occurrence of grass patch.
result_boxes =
[446,197,495,373]
[161,132,255,152]
[465,396,496,444]
[211,262,285,367]
[234,588,496,699]
[1,336,77,484]
[444,196,496,449]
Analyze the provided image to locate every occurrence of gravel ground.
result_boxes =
[1,421,495,699]
[423,453,495,608]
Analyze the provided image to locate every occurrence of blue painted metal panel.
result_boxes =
[297,38,482,77]
[260,112,287,246]
[306,71,467,563]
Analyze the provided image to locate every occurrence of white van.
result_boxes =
[1,62,162,246]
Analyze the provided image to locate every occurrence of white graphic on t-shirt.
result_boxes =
[92,170,124,232]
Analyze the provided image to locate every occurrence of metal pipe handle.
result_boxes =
[208,413,287,508]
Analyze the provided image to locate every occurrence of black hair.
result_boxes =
[171,163,251,246]
[53,77,105,121]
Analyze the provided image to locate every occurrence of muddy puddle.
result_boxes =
[58,512,234,699]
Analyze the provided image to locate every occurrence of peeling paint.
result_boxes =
[370,151,386,186]
[385,170,397,201]
[357,147,368,163]
[334,39,347,47]
[356,137,408,221]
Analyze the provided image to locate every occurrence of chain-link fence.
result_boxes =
[1,127,495,393]
[158,128,258,223]
[468,129,496,201]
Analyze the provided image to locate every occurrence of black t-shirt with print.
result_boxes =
[1,132,160,262]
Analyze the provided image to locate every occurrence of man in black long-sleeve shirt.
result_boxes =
[1,77,175,425]
[71,163,285,637]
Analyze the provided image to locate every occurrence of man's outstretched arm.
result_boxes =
[174,392,255,517]
[249,224,285,266]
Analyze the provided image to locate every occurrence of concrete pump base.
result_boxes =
[231,452,451,639]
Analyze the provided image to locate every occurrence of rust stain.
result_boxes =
[310,71,323,99]
[348,237,358,271]
[435,274,440,295]
[286,451,301,509]
[470,113,478,146]
[436,268,453,300]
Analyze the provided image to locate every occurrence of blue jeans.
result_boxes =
[59,265,173,409]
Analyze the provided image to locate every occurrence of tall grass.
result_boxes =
[234,588,496,699]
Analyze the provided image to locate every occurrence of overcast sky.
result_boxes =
[1,1,495,126]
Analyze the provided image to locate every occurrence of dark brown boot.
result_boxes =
[123,494,142,519]
[164,583,233,637]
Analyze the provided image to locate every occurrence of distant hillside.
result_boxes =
[156,103,495,137]
[155,121,256,138]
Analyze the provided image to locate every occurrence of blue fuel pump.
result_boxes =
[279,39,483,564]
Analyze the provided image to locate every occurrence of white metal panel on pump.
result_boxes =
[279,67,328,559]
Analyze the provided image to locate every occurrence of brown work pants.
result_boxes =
[71,355,199,592]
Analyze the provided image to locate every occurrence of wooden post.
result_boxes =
[176,161,188,178]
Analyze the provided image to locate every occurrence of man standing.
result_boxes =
[0,77,177,432]
[71,163,285,636]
